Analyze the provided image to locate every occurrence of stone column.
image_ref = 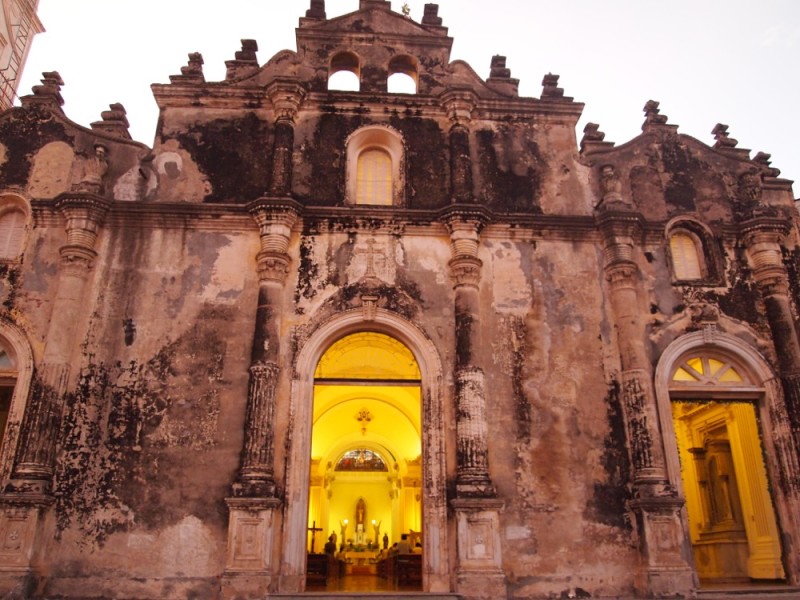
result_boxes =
[266,79,305,198]
[0,192,109,593]
[442,90,476,204]
[742,218,800,449]
[9,193,110,488]
[442,206,505,600]
[597,207,695,596]
[223,198,301,600]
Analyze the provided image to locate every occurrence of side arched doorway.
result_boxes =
[278,309,449,594]
[655,332,790,587]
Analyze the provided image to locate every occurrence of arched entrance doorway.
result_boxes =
[655,332,787,587]
[279,309,449,594]
[306,332,422,591]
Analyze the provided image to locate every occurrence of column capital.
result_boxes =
[740,216,790,248]
[54,192,112,267]
[440,204,492,233]
[266,78,307,122]
[247,198,302,270]
[440,88,478,124]
[440,204,491,262]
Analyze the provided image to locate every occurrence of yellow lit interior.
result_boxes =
[672,396,784,582]
[308,333,422,554]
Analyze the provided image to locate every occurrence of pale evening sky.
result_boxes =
[16,0,800,190]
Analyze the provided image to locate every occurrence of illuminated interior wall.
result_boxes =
[328,472,393,546]
[672,400,784,581]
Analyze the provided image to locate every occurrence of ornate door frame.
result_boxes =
[278,307,450,592]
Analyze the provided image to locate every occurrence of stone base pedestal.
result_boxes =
[451,497,506,600]
[632,496,697,598]
[0,491,53,597]
[222,497,281,600]
[220,573,274,600]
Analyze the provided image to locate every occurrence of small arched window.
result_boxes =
[670,231,703,280]
[346,126,404,206]
[329,51,361,92]
[388,55,418,94]
[356,148,392,205]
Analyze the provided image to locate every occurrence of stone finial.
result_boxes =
[90,103,131,140]
[169,52,205,84]
[401,3,411,16]
[753,152,781,178]
[21,71,65,109]
[236,39,258,62]
[711,123,737,148]
[540,73,564,99]
[711,122,750,159]
[306,0,326,19]
[583,123,605,143]
[489,55,511,79]
[580,122,615,154]
[486,55,519,97]
[422,4,443,25]
[643,100,668,125]
[226,40,259,80]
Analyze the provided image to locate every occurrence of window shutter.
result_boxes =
[670,232,702,279]
[0,210,25,259]
[356,148,393,205]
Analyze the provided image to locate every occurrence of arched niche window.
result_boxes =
[388,55,418,94]
[334,448,388,472]
[329,51,361,92]
[0,195,29,261]
[346,126,404,206]
[666,220,717,284]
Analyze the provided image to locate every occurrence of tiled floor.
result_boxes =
[307,574,422,593]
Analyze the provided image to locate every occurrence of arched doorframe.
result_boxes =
[654,329,800,584]
[278,307,450,593]
[0,317,35,487]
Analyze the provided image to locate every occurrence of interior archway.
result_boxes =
[306,332,422,591]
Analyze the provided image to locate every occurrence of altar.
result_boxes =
[343,550,379,564]
[343,549,379,575]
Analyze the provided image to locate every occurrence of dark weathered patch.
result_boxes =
[585,380,632,529]
[0,106,72,186]
[475,127,542,213]
[170,113,273,203]
[54,305,231,545]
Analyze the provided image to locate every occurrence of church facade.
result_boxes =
[0,1,799,599]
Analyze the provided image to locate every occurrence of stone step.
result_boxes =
[696,585,800,600]
[270,594,462,600]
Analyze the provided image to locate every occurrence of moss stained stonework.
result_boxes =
[0,2,799,600]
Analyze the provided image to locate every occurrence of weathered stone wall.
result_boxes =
[0,3,799,599]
